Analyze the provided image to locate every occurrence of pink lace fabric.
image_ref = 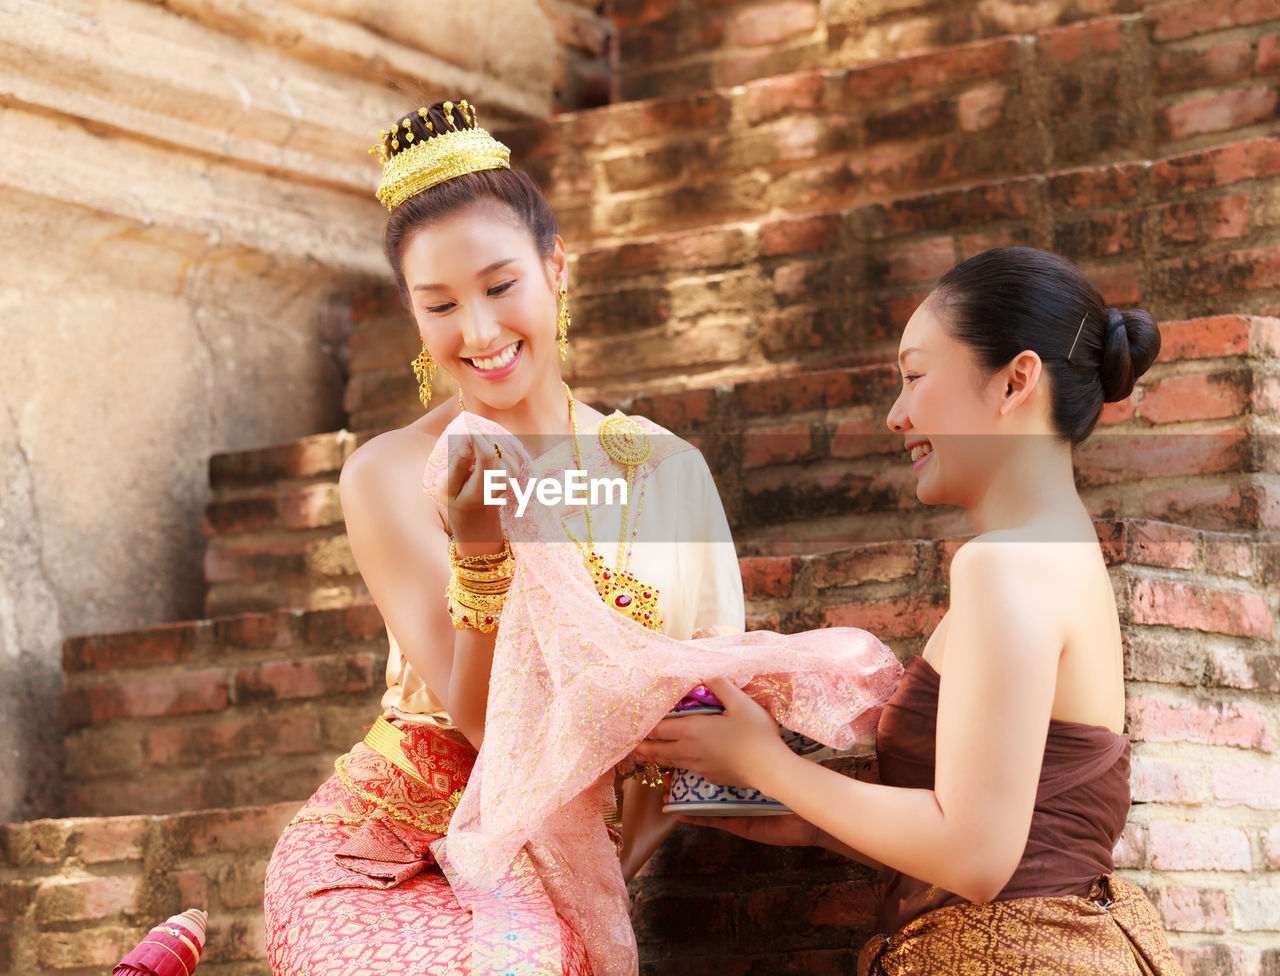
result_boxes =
[426,411,904,976]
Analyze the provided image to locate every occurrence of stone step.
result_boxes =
[346,130,1280,429]
[65,520,1277,821]
[1,803,294,975]
[61,606,387,817]
[205,314,1278,616]
[503,10,1280,246]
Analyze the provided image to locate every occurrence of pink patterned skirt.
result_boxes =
[263,721,593,975]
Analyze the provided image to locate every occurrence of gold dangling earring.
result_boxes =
[557,286,570,362]
[411,341,436,410]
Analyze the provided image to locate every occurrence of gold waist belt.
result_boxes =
[364,715,430,787]
[365,716,622,827]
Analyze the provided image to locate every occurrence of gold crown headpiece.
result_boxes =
[370,100,511,211]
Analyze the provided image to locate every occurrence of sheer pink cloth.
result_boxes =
[428,411,904,976]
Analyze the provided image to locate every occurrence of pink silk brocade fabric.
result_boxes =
[428,412,905,976]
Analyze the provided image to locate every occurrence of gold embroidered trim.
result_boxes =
[363,716,431,786]
[332,754,453,835]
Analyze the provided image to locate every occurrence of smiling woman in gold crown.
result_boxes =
[259,99,753,975]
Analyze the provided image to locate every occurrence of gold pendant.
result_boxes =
[584,550,662,631]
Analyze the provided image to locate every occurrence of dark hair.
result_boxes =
[932,247,1161,445]
[378,100,558,303]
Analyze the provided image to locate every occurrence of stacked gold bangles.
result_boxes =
[445,537,514,633]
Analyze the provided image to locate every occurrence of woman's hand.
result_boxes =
[674,812,822,848]
[441,434,510,553]
[634,677,790,791]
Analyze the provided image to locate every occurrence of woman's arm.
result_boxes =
[637,540,1064,903]
[338,430,506,747]
[620,449,747,880]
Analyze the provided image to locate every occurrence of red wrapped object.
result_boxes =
[114,909,207,976]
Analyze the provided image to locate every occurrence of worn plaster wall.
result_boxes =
[0,0,563,822]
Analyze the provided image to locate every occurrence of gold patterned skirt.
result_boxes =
[858,877,1186,976]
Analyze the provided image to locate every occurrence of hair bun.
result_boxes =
[1100,306,1161,402]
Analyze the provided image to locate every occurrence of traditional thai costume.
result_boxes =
[859,655,1186,975]
[264,406,903,976]
[264,103,904,975]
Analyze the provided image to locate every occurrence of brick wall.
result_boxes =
[1,805,294,975]
[343,7,1280,429]
[607,0,1275,103]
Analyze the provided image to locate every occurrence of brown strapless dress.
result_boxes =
[859,655,1186,976]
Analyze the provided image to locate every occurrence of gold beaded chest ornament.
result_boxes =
[370,100,511,211]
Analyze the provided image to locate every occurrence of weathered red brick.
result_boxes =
[62,623,199,673]
[842,38,1019,101]
[1038,15,1127,63]
[1262,825,1280,869]
[1054,210,1140,258]
[739,556,796,599]
[743,423,814,469]
[69,817,148,865]
[216,860,269,910]
[34,876,137,924]
[201,911,268,963]
[1152,137,1280,194]
[233,654,376,703]
[1130,755,1207,804]
[874,180,1035,236]
[1172,944,1260,976]
[164,804,297,858]
[736,366,898,416]
[1113,821,1147,868]
[209,432,352,490]
[37,928,129,969]
[1143,482,1262,531]
[1156,38,1257,93]
[1148,821,1252,870]
[1126,695,1274,751]
[874,235,956,286]
[740,72,825,123]
[281,483,345,531]
[631,388,718,430]
[1076,428,1250,488]
[1148,885,1231,933]
[758,212,843,257]
[1048,162,1145,209]
[805,542,920,590]
[1148,0,1280,42]
[1128,577,1274,639]
[64,670,229,727]
[211,610,294,650]
[821,596,944,640]
[1139,370,1253,424]
[1202,533,1255,576]
[1166,197,1253,250]
[955,84,1008,132]
[1212,762,1280,807]
[146,711,323,765]
[175,870,209,909]
[731,1,817,47]
[1158,315,1253,360]
[830,416,899,459]
[1259,32,1280,71]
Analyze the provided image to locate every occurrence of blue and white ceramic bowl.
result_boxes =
[659,705,824,816]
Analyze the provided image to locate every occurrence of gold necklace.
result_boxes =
[564,383,663,631]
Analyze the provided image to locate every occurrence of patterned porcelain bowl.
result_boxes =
[658,690,825,817]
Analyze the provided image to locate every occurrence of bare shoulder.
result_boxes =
[950,527,1098,587]
[339,410,450,506]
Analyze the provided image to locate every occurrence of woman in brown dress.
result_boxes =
[636,247,1186,975]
